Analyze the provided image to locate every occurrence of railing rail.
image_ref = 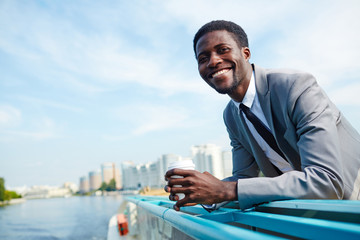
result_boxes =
[125,196,360,240]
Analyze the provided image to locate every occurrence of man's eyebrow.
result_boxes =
[197,43,227,58]
[214,43,228,48]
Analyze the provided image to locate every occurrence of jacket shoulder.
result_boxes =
[263,67,316,86]
[254,64,317,97]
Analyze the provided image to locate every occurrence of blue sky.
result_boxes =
[1,0,359,188]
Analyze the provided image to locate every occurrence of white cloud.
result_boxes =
[271,1,360,85]
[329,82,360,106]
[7,130,55,141]
[15,96,83,113]
[1,117,60,141]
[101,134,127,142]
[131,105,188,135]
[0,1,206,96]
[0,105,21,128]
[163,0,295,33]
[114,103,190,136]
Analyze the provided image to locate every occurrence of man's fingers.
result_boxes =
[167,177,188,187]
[168,185,189,195]
[174,196,191,210]
[173,204,180,211]
[168,193,179,201]
[203,171,212,176]
[165,169,196,179]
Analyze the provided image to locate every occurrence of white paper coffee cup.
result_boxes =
[167,160,195,200]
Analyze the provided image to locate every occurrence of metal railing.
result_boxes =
[125,196,360,240]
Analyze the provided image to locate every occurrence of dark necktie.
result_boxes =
[240,103,285,175]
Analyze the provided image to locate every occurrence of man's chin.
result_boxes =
[213,79,241,94]
[215,88,231,94]
[206,80,238,94]
[214,85,237,94]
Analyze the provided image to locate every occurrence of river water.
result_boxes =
[0,195,124,240]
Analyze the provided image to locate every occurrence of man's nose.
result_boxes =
[207,53,222,68]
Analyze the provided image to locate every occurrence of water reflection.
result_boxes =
[0,195,124,240]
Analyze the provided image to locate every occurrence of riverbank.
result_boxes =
[0,198,26,206]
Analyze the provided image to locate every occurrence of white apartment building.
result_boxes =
[78,145,232,192]
[121,154,183,190]
[120,146,233,190]
[23,185,71,199]
[222,150,233,179]
[121,161,140,189]
[139,163,150,188]
[148,161,160,188]
[63,181,79,193]
[191,144,224,179]
[158,154,183,187]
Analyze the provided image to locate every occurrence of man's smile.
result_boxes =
[210,68,232,79]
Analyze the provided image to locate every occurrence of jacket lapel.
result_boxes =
[253,64,276,134]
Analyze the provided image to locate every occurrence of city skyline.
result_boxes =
[1,1,360,187]
[79,144,231,192]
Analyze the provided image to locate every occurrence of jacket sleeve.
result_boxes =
[236,72,345,209]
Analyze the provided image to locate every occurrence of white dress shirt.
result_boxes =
[232,72,293,173]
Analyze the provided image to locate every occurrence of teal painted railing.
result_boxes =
[125,195,360,240]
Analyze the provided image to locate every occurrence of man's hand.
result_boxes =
[164,169,237,211]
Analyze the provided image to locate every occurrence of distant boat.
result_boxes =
[107,213,134,240]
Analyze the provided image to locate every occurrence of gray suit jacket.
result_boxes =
[223,64,360,209]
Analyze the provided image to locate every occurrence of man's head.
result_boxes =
[193,20,252,99]
[193,20,248,56]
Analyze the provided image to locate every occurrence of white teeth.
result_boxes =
[212,69,230,78]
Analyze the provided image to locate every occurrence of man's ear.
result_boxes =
[242,47,251,61]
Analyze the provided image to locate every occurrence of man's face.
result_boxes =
[195,30,250,94]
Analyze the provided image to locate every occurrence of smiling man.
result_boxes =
[165,20,360,211]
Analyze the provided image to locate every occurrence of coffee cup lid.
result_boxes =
[168,160,195,170]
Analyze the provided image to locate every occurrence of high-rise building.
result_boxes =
[119,145,231,190]
[89,170,102,191]
[101,162,122,190]
[139,163,150,188]
[191,144,224,179]
[79,176,89,194]
[158,154,182,175]
[158,154,182,186]
[148,161,160,188]
[102,162,114,183]
[222,150,233,178]
[121,161,138,189]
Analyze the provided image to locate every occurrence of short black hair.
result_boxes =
[193,20,248,56]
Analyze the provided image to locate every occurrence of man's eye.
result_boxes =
[219,47,230,53]
[198,57,207,64]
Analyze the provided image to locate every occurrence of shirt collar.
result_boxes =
[232,71,256,110]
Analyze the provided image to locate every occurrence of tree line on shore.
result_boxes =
[79,178,118,196]
[0,177,22,202]
[98,179,117,191]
